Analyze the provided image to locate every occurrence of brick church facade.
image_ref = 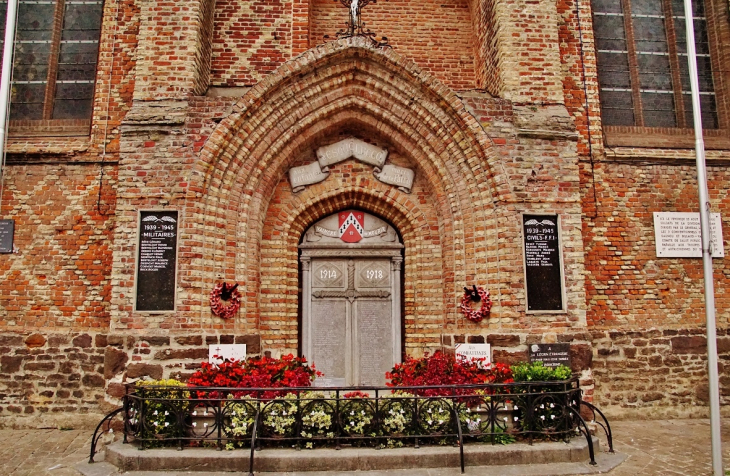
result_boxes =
[0,0,728,427]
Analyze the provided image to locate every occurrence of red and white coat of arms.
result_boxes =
[339,211,365,243]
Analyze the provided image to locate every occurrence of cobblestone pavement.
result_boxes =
[2,419,730,475]
[594,419,730,476]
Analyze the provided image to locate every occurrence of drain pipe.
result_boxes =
[682,0,722,474]
[0,0,18,182]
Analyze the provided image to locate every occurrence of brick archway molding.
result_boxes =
[186,37,515,353]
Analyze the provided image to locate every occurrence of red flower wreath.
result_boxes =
[210,282,241,319]
[459,286,492,323]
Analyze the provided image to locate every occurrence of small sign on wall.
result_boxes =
[653,212,724,258]
[455,343,491,368]
[0,219,14,253]
[209,344,247,365]
[529,343,571,369]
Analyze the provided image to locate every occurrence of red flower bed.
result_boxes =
[386,351,513,397]
[188,354,321,399]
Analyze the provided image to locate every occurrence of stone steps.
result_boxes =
[95,436,625,474]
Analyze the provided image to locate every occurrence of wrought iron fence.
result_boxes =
[90,377,613,475]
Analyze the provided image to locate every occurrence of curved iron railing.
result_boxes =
[91,377,611,474]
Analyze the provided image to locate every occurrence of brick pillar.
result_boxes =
[492,0,564,103]
[133,0,216,100]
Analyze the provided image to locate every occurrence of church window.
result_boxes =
[591,0,728,147]
[0,0,104,135]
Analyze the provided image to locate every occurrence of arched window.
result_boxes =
[0,0,103,135]
[591,0,728,148]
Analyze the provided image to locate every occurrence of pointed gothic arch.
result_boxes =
[181,36,514,351]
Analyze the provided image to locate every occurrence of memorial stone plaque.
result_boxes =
[0,219,14,253]
[653,212,724,258]
[522,214,563,311]
[356,300,393,386]
[209,344,247,365]
[529,343,571,369]
[135,210,179,311]
[312,300,347,387]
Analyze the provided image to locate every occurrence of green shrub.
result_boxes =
[133,379,189,445]
[510,361,572,382]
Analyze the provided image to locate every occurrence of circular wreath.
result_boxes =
[210,282,241,319]
[459,286,492,323]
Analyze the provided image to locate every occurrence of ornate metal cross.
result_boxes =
[333,0,389,46]
[337,0,375,35]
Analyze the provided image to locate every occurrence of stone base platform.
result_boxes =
[93,437,626,475]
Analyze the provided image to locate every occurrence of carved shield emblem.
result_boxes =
[339,211,365,243]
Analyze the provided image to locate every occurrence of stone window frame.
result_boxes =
[591,0,730,149]
[1,0,104,138]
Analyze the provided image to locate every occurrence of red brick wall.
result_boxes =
[581,160,730,328]
[210,0,292,86]
[0,165,117,330]
[309,0,477,90]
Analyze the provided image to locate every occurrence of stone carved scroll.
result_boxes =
[288,138,417,194]
[317,138,388,168]
[373,164,415,193]
[288,162,330,192]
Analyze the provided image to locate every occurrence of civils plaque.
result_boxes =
[0,219,14,253]
[135,211,179,311]
[522,214,564,311]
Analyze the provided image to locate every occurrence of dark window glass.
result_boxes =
[592,0,718,129]
[0,0,103,125]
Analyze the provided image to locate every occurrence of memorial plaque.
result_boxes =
[356,300,392,386]
[0,219,14,253]
[455,343,492,367]
[135,210,179,311]
[529,343,571,369]
[522,214,563,311]
[312,300,347,387]
[209,344,247,365]
[653,212,724,258]
[301,211,403,388]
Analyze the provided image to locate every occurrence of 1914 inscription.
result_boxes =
[523,214,563,311]
[136,211,178,311]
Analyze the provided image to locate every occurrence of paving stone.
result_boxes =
[2,419,730,475]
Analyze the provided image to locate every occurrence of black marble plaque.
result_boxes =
[529,343,571,368]
[523,214,563,311]
[0,220,14,253]
[135,211,178,311]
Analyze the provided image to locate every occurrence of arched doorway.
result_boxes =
[299,210,403,387]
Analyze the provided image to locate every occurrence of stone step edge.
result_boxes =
[105,436,600,473]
